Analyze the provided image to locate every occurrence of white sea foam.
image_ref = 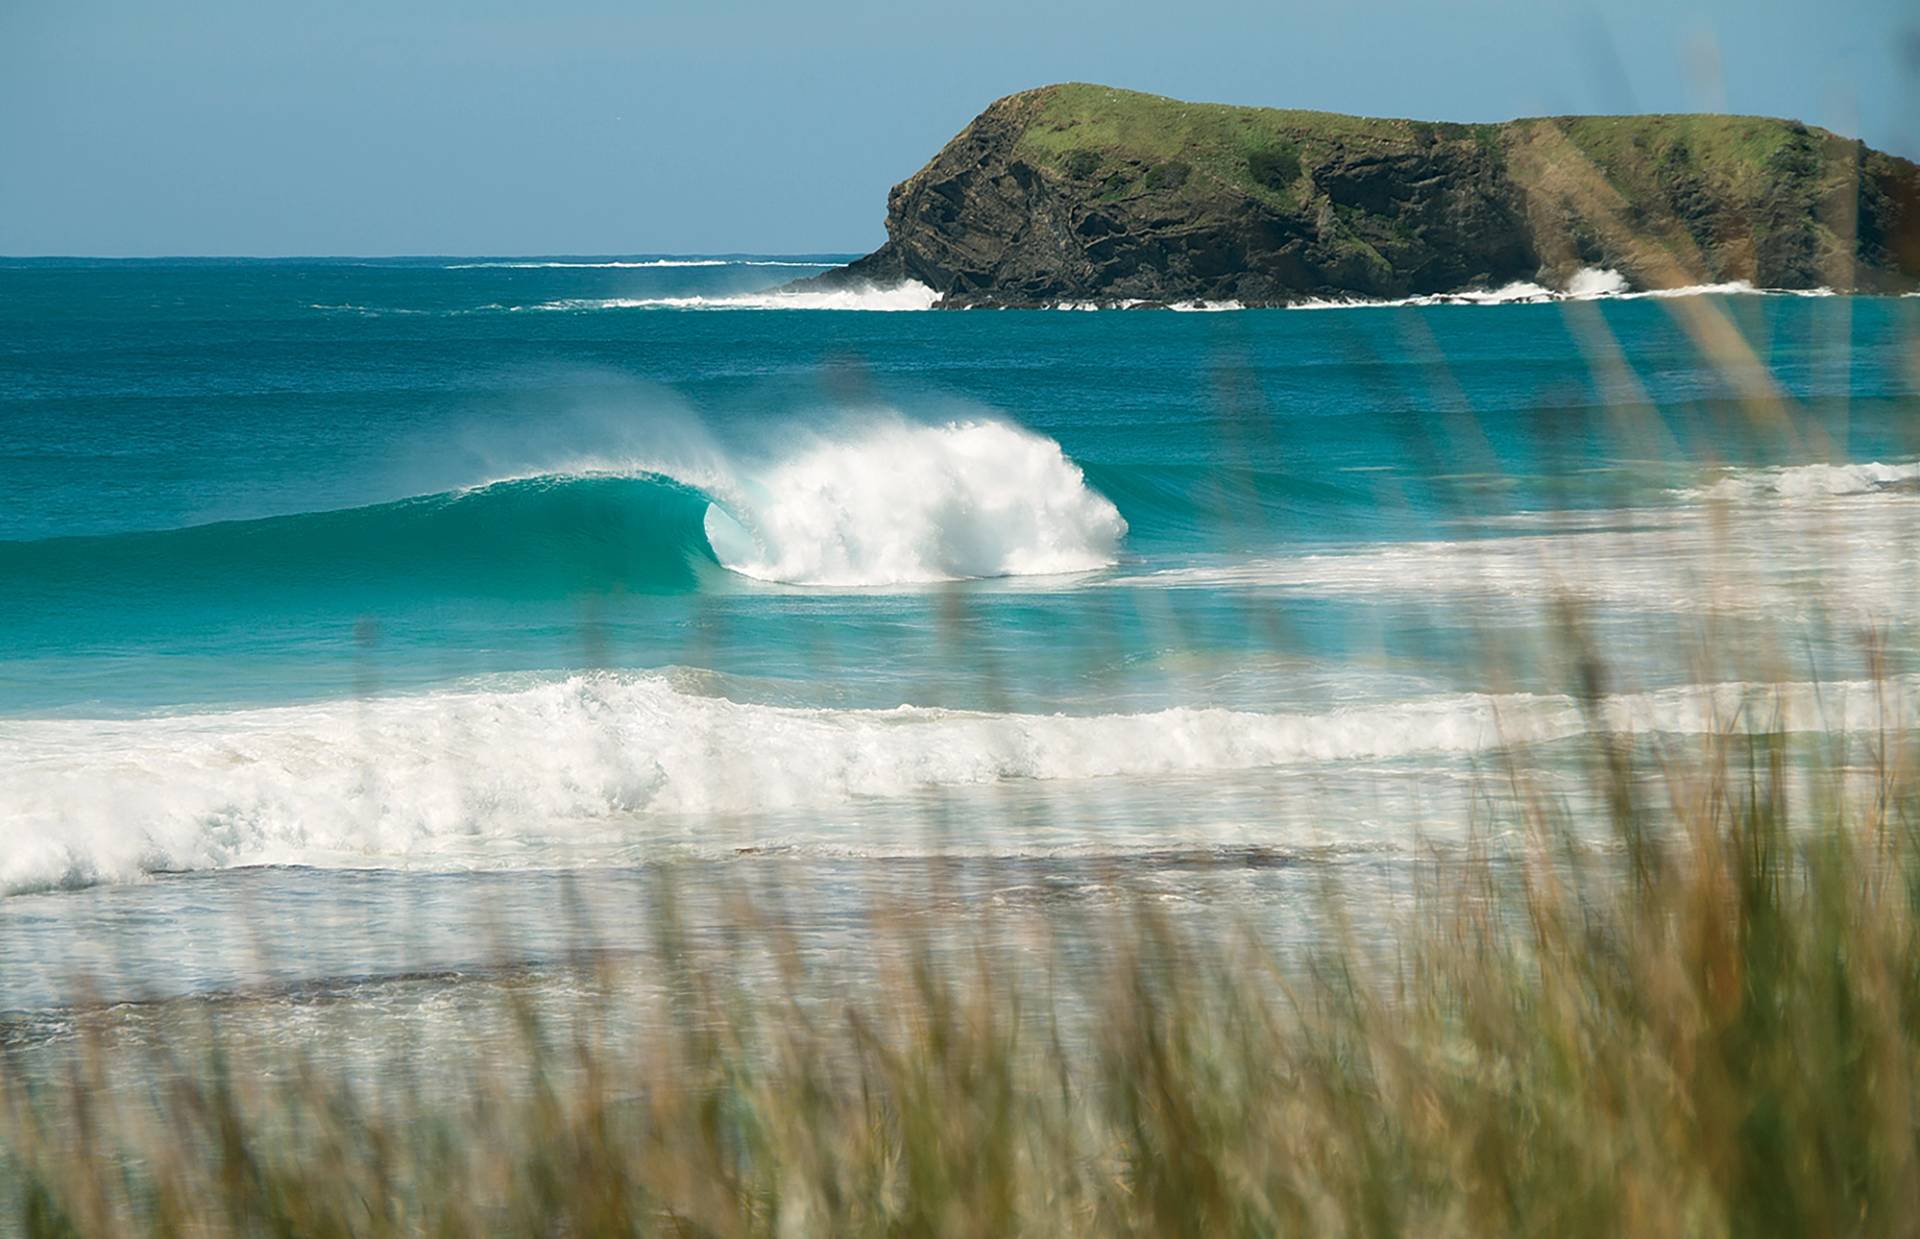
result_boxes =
[1286,267,1792,310]
[528,281,941,312]
[445,259,836,270]
[3,671,1897,893]
[1049,298,1245,311]
[701,419,1126,585]
[1289,279,1557,310]
[1169,301,1245,312]
[1625,279,1763,299]
[1036,266,1820,310]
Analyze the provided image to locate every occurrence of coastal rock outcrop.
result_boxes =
[808,84,1920,306]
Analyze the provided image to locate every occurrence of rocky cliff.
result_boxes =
[810,84,1920,307]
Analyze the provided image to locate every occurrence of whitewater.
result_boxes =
[7,667,1911,896]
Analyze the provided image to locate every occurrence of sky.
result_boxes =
[2,0,1914,256]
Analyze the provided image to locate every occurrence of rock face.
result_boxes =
[809,84,1920,306]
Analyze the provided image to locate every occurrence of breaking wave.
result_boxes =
[3,671,1903,893]
[0,418,1123,600]
[702,420,1124,585]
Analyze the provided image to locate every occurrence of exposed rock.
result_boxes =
[803,84,1920,307]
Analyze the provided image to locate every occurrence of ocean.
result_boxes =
[2,256,1916,1021]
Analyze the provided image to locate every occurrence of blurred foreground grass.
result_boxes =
[4,637,1918,1237]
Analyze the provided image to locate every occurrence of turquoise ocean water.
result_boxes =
[2,257,1917,1015]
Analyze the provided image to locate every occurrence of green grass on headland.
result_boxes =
[1014,83,1462,209]
[1014,82,1848,201]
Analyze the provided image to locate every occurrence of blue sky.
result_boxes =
[2,0,1912,256]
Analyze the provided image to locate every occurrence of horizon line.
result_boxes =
[0,251,868,263]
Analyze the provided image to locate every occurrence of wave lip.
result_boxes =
[526,281,940,312]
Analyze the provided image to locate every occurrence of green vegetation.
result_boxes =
[1244,144,1301,192]
[1015,83,1445,208]
[1014,82,1843,206]
[1553,113,1821,194]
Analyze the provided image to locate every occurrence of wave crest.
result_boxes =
[703,420,1126,585]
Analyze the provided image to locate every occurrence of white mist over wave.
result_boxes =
[528,281,941,312]
[3,672,1900,893]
